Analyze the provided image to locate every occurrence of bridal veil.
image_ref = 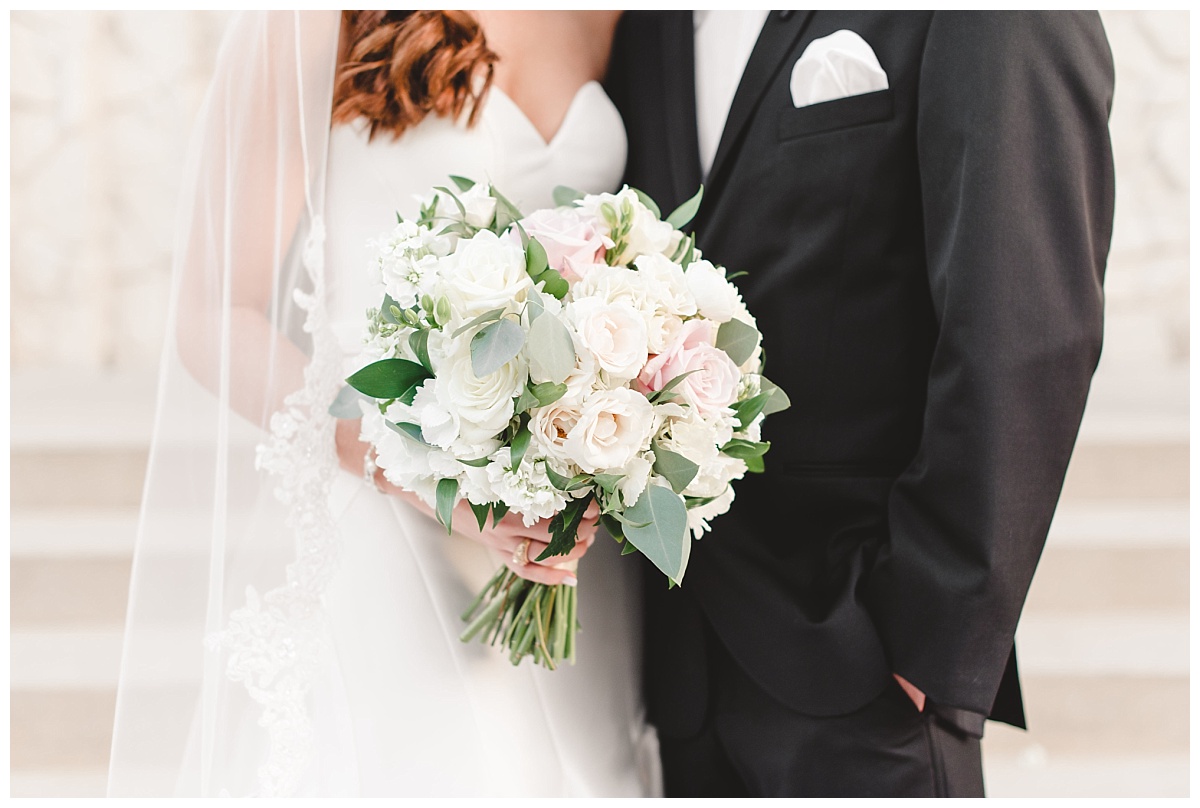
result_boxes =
[107,11,344,796]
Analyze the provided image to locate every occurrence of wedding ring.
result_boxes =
[512,538,532,567]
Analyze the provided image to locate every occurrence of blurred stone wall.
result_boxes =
[10,11,1190,385]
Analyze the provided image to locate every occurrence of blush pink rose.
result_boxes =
[638,319,741,415]
[517,208,612,282]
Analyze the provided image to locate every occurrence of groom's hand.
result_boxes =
[893,673,926,712]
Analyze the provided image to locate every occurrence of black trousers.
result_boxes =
[656,631,986,798]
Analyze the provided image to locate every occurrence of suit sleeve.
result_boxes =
[863,11,1115,714]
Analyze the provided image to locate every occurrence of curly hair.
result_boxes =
[332,11,498,140]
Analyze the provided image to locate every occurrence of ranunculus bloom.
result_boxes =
[518,207,611,282]
[564,388,656,473]
[639,319,741,416]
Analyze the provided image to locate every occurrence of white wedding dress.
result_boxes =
[305,81,657,796]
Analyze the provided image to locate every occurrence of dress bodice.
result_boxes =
[324,81,628,357]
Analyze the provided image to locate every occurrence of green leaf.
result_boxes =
[452,307,506,339]
[526,237,549,278]
[621,541,640,556]
[536,493,594,561]
[328,385,368,419]
[346,358,432,400]
[449,175,476,192]
[490,186,523,230]
[546,465,592,492]
[732,391,773,430]
[514,386,540,414]
[530,381,568,407]
[759,377,792,416]
[538,269,569,300]
[509,425,532,471]
[526,311,576,384]
[744,454,765,473]
[468,499,490,531]
[685,493,720,508]
[593,473,623,493]
[599,511,625,541]
[458,455,491,468]
[721,438,771,459]
[632,187,662,219]
[491,501,510,526]
[725,270,748,281]
[666,185,704,230]
[715,319,761,366]
[649,369,701,403]
[409,329,433,374]
[652,447,700,494]
[679,234,696,269]
[385,420,428,445]
[380,294,403,324]
[553,185,584,207]
[622,485,691,583]
[526,289,546,323]
[434,185,468,219]
[471,318,526,376]
[436,478,458,535]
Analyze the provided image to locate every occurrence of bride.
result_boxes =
[108,10,656,797]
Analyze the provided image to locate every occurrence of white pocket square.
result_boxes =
[790,30,889,108]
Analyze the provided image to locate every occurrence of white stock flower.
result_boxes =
[438,230,532,320]
[564,388,656,474]
[371,221,449,309]
[570,297,649,381]
[685,259,742,324]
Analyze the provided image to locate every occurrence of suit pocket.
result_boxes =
[777,88,894,141]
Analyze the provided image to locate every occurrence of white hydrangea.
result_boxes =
[486,450,574,526]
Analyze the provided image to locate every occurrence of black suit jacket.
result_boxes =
[607,11,1114,736]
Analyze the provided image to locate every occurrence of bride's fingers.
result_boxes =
[502,557,577,586]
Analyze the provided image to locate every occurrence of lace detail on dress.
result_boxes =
[207,215,344,797]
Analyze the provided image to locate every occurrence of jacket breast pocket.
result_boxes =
[777,88,894,141]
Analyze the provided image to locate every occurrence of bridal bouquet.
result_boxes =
[333,177,789,669]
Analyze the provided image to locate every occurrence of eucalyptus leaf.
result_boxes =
[530,381,568,407]
[526,289,546,323]
[328,385,369,419]
[715,319,761,366]
[632,187,661,219]
[593,473,624,493]
[435,478,458,535]
[526,237,549,278]
[470,318,526,376]
[553,185,584,207]
[451,307,506,339]
[526,311,576,384]
[491,186,524,230]
[386,420,428,445]
[652,447,700,494]
[538,269,569,300]
[409,329,433,374]
[346,358,431,400]
[759,377,792,416]
[623,485,691,583]
[666,185,704,230]
[449,175,476,192]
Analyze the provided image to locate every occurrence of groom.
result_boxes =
[606,11,1115,797]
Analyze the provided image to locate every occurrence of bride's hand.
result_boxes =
[336,418,598,586]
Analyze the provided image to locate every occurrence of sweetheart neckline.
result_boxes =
[488,80,606,150]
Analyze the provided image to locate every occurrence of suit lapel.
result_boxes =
[658,11,704,211]
[706,11,815,195]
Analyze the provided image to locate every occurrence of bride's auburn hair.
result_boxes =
[332,11,498,140]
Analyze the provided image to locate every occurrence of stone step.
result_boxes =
[10,673,1186,782]
[1023,545,1188,612]
[981,754,1189,798]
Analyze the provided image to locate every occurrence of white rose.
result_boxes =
[438,230,533,320]
[685,259,742,324]
[634,252,698,318]
[570,297,650,381]
[438,333,526,448]
[457,182,498,229]
[565,388,656,474]
[530,399,583,468]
